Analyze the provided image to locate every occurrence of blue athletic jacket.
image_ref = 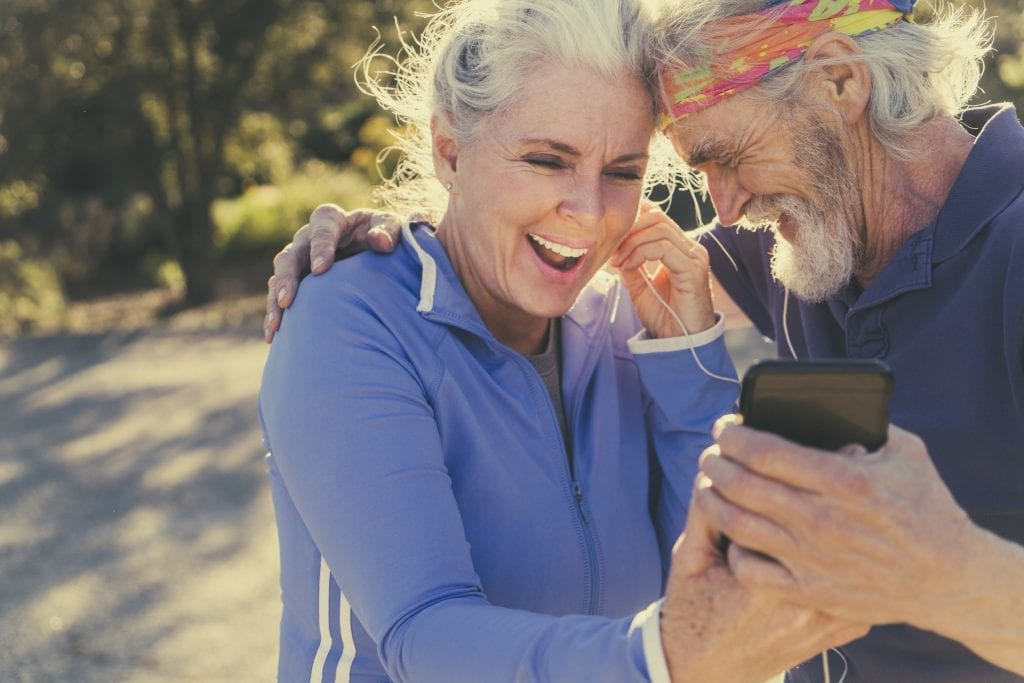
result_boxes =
[259,221,738,682]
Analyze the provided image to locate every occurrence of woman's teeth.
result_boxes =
[528,234,589,258]
[527,234,588,272]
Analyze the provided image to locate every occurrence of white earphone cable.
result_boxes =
[637,267,741,386]
[782,286,799,360]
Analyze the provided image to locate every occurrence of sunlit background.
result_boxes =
[1,0,1021,680]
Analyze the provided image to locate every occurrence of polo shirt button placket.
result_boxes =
[846,310,890,359]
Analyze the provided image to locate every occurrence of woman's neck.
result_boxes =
[436,214,551,356]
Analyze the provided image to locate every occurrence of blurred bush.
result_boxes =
[213,162,373,261]
[0,240,66,336]
[0,0,433,308]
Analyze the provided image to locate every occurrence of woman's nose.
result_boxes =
[559,175,605,227]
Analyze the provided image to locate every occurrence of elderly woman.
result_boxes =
[259,0,863,681]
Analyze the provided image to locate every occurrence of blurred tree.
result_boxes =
[0,0,431,305]
[0,0,1020,307]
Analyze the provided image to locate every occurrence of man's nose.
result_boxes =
[704,166,750,227]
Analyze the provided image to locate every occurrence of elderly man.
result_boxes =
[652,0,1024,681]
[263,0,1024,680]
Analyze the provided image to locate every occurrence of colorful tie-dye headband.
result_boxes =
[658,0,915,128]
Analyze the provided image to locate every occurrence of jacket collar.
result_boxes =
[401,220,490,335]
[401,220,619,342]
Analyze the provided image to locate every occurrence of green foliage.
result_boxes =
[0,0,1020,319]
[212,162,374,261]
[0,0,435,306]
[141,254,186,295]
[0,240,65,336]
[0,180,42,219]
[223,112,300,192]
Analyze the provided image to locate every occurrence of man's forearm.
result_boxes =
[922,524,1024,675]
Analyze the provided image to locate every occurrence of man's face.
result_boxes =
[667,92,864,302]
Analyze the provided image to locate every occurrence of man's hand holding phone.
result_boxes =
[696,380,978,634]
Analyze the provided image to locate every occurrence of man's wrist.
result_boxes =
[922,522,1024,643]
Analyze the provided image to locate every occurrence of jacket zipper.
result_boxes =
[433,291,616,618]
[512,349,601,616]
[572,481,588,523]
[562,302,616,617]
[572,477,599,615]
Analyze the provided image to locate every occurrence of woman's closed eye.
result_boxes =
[605,167,643,182]
[522,155,642,182]
[524,155,569,170]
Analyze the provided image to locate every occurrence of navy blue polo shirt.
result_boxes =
[707,105,1024,683]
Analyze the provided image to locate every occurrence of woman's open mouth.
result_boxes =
[527,234,588,272]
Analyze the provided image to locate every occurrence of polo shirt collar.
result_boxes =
[931,104,1024,263]
[850,104,1024,311]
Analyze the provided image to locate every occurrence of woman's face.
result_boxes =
[436,62,654,354]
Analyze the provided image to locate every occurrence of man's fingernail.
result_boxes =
[312,257,326,272]
[370,227,395,249]
[276,288,288,305]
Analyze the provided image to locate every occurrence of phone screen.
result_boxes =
[739,359,893,451]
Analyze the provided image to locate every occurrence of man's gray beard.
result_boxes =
[737,117,861,303]
[770,197,857,303]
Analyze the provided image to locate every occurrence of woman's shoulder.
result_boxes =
[271,247,429,361]
[293,245,421,315]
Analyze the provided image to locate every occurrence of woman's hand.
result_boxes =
[660,475,869,683]
[610,202,715,340]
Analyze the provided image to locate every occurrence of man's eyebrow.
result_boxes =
[687,138,731,167]
[520,138,649,164]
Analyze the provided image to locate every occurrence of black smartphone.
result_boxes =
[739,359,894,451]
[717,359,894,554]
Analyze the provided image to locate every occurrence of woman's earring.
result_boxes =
[445,181,453,192]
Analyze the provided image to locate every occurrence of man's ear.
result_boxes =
[431,116,460,184]
[804,32,871,125]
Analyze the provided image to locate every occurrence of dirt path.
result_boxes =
[1,323,278,682]
[0,304,772,682]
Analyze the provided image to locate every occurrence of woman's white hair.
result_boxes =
[653,0,994,160]
[359,0,685,219]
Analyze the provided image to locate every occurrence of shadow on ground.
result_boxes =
[0,327,278,682]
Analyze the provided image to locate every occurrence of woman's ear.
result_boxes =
[431,116,460,185]
[804,32,871,126]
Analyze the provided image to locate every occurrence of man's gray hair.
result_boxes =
[653,0,993,160]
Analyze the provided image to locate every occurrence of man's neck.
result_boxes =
[853,115,976,288]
